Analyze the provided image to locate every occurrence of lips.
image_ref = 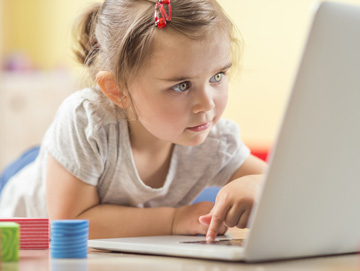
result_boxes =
[187,122,211,132]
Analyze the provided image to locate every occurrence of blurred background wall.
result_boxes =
[1,0,360,170]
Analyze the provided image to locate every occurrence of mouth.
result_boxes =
[187,122,211,132]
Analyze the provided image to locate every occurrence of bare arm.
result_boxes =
[46,154,213,239]
[228,154,267,181]
[77,204,175,239]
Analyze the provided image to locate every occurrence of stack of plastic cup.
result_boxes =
[50,220,89,259]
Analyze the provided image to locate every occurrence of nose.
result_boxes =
[192,86,215,114]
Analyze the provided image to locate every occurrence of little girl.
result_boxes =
[0,0,266,241]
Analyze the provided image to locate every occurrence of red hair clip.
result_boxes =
[154,0,172,29]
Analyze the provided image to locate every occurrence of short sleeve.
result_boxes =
[42,91,107,186]
[207,119,250,187]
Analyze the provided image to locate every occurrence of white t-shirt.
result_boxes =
[0,88,250,217]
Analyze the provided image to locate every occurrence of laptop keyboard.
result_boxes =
[181,239,244,246]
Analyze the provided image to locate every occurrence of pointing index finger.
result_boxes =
[206,201,229,241]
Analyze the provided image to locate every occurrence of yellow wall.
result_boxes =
[1,0,100,70]
[220,0,360,149]
[0,1,2,55]
[2,0,360,150]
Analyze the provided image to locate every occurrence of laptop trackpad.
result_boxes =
[181,239,244,246]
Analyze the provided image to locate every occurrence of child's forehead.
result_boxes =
[153,29,230,54]
[145,30,231,77]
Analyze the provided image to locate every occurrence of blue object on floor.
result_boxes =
[192,186,220,203]
[0,146,40,195]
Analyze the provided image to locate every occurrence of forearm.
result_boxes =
[76,204,175,239]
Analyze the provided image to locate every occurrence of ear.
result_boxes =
[96,71,130,108]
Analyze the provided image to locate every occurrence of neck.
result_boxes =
[128,120,174,189]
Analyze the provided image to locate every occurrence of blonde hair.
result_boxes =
[73,0,241,110]
[75,0,237,83]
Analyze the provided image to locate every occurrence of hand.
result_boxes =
[171,201,227,236]
[199,175,262,241]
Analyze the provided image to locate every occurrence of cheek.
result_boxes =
[156,103,189,126]
[136,96,188,126]
[216,86,229,113]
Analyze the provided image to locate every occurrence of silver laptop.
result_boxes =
[88,1,360,262]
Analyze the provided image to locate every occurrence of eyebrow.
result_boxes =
[157,62,233,82]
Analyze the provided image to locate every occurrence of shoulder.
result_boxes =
[205,119,243,151]
[42,88,129,185]
[203,118,249,160]
[55,87,121,128]
[55,88,99,123]
[46,87,130,147]
[207,119,241,141]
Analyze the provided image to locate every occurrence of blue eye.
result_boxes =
[171,81,191,92]
[210,73,223,83]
